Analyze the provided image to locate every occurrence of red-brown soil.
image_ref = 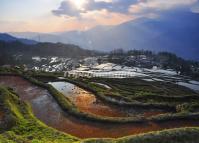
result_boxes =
[0,76,199,139]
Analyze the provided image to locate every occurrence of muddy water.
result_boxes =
[48,81,166,118]
[48,82,129,117]
[1,76,199,139]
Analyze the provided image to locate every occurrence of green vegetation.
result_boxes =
[0,70,146,123]
[0,67,23,75]
[1,70,199,123]
[0,41,95,66]
[23,74,145,124]
[0,86,79,143]
[108,49,199,79]
[61,78,177,110]
[2,85,199,143]
[1,69,199,143]
[81,128,199,143]
[58,77,199,122]
[81,78,199,105]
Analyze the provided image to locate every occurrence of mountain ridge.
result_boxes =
[0,33,37,45]
[9,10,199,61]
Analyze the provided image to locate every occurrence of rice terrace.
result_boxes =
[0,66,199,143]
[1,0,199,142]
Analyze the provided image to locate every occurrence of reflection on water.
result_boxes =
[49,82,167,118]
[189,80,199,85]
[1,76,199,139]
[177,82,199,91]
[48,81,130,117]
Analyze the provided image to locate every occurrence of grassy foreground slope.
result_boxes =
[0,86,79,143]
[82,127,199,143]
[1,82,199,143]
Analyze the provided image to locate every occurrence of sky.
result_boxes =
[0,0,199,33]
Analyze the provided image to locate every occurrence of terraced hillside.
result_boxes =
[1,70,199,143]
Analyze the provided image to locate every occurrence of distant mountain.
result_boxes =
[0,33,37,45]
[0,41,94,58]
[10,10,199,60]
[0,40,96,66]
[10,32,60,43]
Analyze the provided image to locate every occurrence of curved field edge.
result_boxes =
[24,75,145,123]
[19,74,199,123]
[0,72,146,123]
[1,71,199,124]
[44,77,199,123]
[1,86,199,143]
[69,78,199,107]
[0,86,79,143]
[81,127,199,143]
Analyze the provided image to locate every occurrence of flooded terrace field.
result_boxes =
[48,81,166,118]
[0,75,199,138]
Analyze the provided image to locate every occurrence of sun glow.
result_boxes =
[71,0,87,10]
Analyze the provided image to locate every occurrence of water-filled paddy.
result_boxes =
[1,76,199,139]
[177,82,199,91]
[48,81,166,118]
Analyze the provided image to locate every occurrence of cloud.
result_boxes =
[53,0,199,19]
[52,1,83,17]
[129,0,198,14]
[81,9,134,25]
[51,0,199,31]
[85,0,137,14]
[52,0,137,18]
[191,3,199,13]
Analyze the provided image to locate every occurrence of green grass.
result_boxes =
[22,75,146,123]
[56,77,199,122]
[19,73,199,123]
[0,86,79,143]
[81,128,199,143]
[1,85,199,143]
[0,70,199,143]
[62,78,177,110]
[78,78,199,107]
